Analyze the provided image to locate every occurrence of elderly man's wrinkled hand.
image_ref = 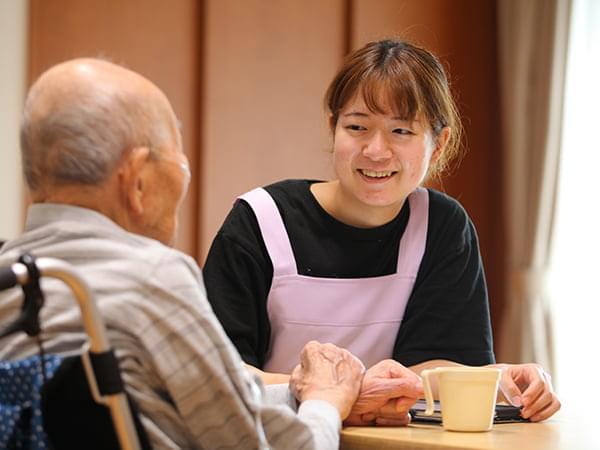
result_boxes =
[344,359,423,426]
[497,363,561,422]
[289,341,364,420]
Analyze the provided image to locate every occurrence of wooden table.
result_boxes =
[340,408,597,450]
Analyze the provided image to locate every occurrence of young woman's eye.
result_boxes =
[346,124,366,131]
[393,128,413,135]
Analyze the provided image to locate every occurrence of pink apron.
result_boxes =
[239,187,428,372]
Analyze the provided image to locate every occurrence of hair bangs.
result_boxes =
[359,68,423,122]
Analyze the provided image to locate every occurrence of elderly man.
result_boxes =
[0,58,365,449]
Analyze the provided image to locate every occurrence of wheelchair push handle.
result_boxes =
[0,266,18,291]
[0,255,44,292]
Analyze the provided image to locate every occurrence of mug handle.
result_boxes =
[421,369,436,416]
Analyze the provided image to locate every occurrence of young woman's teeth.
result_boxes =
[361,169,393,178]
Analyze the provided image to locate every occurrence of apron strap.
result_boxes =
[238,188,297,277]
[397,188,429,276]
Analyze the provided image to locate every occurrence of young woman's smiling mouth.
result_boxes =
[358,169,398,181]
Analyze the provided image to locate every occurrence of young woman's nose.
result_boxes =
[362,131,392,161]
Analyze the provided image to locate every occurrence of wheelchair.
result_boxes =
[0,254,150,449]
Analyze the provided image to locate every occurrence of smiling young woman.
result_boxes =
[205,39,475,372]
[203,39,560,424]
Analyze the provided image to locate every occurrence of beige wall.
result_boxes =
[0,0,27,240]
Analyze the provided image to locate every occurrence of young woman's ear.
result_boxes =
[430,127,451,166]
[118,146,151,216]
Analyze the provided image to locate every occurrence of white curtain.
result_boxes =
[496,0,571,370]
[547,0,600,396]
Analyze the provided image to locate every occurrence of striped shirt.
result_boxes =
[0,204,340,449]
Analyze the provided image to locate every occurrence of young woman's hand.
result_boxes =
[344,359,423,426]
[495,363,561,421]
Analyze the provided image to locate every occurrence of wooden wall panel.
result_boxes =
[27,0,201,257]
[352,0,506,340]
[200,0,345,261]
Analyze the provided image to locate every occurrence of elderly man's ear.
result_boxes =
[118,146,152,217]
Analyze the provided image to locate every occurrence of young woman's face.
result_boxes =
[332,94,444,219]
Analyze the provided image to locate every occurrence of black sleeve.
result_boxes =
[393,195,495,367]
[202,200,273,367]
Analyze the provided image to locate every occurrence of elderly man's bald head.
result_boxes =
[21,58,180,196]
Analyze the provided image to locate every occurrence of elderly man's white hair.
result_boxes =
[20,58,177,193]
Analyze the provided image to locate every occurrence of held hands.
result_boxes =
[289,341,364,420]
[344,359,423,426]
[496,363,561,421]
